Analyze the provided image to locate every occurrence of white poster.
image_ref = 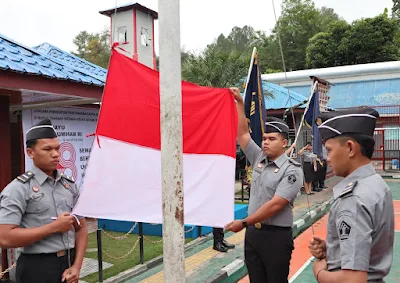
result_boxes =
[22,107,99,187]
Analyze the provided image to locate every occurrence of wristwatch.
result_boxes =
[241,220,248,228]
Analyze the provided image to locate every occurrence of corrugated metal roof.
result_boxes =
[1,32,307,110]
[0,33,104,86]
[240,81,308,110]
[262,81,308,109]
[33,43,107,83]
[261,61,400,84]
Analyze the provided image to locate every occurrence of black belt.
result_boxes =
[22,248,75,258]
[249,223,291,231]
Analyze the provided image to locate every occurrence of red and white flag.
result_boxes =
[73,49,238,227]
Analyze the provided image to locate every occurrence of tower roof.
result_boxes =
[100,2,158,19]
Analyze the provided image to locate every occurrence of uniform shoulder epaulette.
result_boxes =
[288,159,301,167]
[61,174,75,183]
[339,181,358,198]
[16,171,34,183]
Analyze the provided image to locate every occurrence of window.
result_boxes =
[117,27,127,43]
[141,27,150,46]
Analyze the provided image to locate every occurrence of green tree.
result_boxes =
[181,26,275,88]
[253,32,283,72]
[318,7,340,30]
[306,32,334,68]
[345,14,400,64]
[306,20,350,68]
[72,28,111,68]
[273,0,341,70]
[181,45,249,88]
[306,14,400,68]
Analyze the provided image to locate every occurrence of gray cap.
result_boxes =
[316,108,379,141]
[265,117,290,134]
[26,119,57,142]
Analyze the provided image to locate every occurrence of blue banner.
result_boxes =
[244,53,267,147]
[304,86,322,158]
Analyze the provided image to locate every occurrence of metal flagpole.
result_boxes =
[243,48,257,184]
[244,47,257,95]
[158,0,185,282]
[289,81,318,158]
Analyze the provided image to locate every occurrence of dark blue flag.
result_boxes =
[304,86,322,158]
[244,52,267,147]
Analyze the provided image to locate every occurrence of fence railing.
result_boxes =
[373,128,400,171]
[95,221,204,282]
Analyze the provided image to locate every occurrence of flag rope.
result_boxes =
[271,0,297,137]
[271,0,315,235]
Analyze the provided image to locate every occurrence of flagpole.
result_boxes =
[244,47,257,97]
[159,0,185,282]
[243,48,257,183]
[290,81,318,158]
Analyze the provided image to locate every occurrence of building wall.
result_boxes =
[285,79,400,110]
[10,113,24,178]
[0,95,11,191]
[136,11,154,68]
[111,10,134,58]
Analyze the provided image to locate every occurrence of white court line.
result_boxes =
[289,257,313,283]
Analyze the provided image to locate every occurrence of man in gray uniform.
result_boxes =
[0,119,88,283]
[226,88,303,282]
[309,108,394,282]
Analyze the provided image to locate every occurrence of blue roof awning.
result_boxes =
[0,33,104,87]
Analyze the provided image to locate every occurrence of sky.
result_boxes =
[0,0,394,55]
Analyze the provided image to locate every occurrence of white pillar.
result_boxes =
[158,0,185,282]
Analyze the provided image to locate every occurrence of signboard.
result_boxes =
[22,106,99,187]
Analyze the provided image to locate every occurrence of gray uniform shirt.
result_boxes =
[326,163,394,282]
[244,139,303,227]
[321,146,328,160]
[0,166,80,254]
[302,150,316,163]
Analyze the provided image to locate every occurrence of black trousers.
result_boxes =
[313,160,327,189]
[319,160,327,186]
[213,227,224,244]
[245,227,293,283]
[16,249,75,283]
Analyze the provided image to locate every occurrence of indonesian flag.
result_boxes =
[73,49,238,227]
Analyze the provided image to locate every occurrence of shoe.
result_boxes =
[213,242,228,252]
[222,240,235,249]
